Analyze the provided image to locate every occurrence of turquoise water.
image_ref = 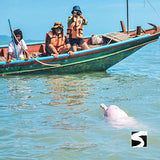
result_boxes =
[0,41,160,160]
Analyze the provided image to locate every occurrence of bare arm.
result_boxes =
[23,50,30,60]
[80,15,88,25]
[46,35,59,58]
[48,44,59,55]
[6,52,12,63]
[68,16,73,26]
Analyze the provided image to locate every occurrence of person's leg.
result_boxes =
[80,41,89,50]
[60,44,71,54]
[72,45,77,52]
[69,39,78,52]
[78,38,89,50]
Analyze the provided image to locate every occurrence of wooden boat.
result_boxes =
[0,23,160,76]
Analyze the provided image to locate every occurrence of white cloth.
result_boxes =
[91,34,104,45]
[8,39,28,60]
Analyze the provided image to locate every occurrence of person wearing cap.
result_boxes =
[67,5,89,52]
[6,29,30,63]
[45,22,72,58]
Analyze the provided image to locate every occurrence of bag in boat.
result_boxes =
[91,34,104,45]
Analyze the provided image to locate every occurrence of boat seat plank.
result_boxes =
[102,32,130,42]
[77,44,102,51]
[0,56,6,62]
[88,44,103,48]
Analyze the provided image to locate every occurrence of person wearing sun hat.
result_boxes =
[67,5,89,52]
[45,22,72,58]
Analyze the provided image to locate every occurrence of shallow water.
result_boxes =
[0,41,160,159]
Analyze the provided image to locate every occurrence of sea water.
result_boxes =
[0,40,160,160]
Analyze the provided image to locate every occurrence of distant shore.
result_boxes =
[0,35,42,45]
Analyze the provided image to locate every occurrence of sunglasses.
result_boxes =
[56,27,62,30]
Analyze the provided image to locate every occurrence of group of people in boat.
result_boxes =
[6,6,89,63]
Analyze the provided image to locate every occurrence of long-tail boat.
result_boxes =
[0,20,160,76]
[0,21,160,76]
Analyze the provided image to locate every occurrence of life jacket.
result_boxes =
[67,16,83,39]
[46,31,66,53]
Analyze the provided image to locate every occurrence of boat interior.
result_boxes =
[0,21,159,62]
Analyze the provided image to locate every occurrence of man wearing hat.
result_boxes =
[45,22,72,58]
[67,5,89,52]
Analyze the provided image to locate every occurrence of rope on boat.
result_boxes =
[11,29,61,67]
[29,56,60,67]
[145,0,160,19]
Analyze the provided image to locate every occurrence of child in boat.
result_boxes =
[67,5,89,52]
[6,29,30,63]
[45,22,73,58]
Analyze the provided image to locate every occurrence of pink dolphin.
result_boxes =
[100,103,137,129]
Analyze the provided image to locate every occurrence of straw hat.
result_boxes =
[51,22,63,30]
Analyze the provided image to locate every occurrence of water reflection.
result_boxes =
[47,75,90,106]
[2,77,34,110]
[6,77,32,97]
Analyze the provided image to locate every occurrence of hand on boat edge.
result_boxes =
[24,57,29,61]
[68,51,73,56]
[6,59,11,63]
[51,53,58,58]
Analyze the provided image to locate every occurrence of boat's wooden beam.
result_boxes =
[136,26,142,36]
[120,21,126,33]
[148,23,158,32]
